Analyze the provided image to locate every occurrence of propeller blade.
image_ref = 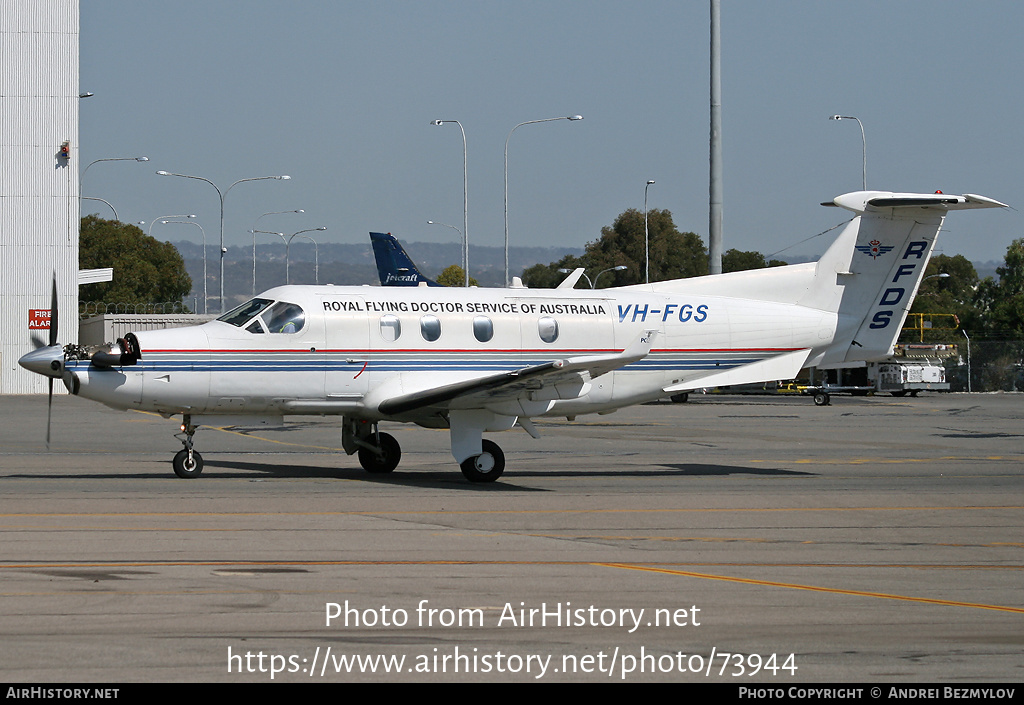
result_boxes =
[49,272,59,347]
[46,377,53,451]
[30,333,47,349]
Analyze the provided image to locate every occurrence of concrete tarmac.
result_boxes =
[0,391,1021,683]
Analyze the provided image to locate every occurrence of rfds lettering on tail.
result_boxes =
[19,191,1006,482]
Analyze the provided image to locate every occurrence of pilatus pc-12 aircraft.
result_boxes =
[20,191,1005,482]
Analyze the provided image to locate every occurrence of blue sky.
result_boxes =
[79,1,1024,268]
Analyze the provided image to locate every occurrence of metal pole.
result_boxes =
[504,115,583,286]
[709,0,723,275]
[644,180,655,283]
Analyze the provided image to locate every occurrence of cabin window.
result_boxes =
[538,317,559,343]
[261,301,305,334]
[379,314,402,342]
[419,315,441,342]
[473,316,493,343]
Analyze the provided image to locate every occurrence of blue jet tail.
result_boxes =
[370,232,441,287]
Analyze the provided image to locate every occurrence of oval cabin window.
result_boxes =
[473,316,493,343]
[379,314,402,342]
[538,317,559,343]
[420,315,441,342]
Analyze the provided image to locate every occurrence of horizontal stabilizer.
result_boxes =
[826,191,1008,214]
[663,349,811,393]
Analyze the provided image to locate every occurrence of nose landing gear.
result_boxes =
[172,417,203,478]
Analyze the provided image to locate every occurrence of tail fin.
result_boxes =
[369,232,441,287]
[812,191,1006,364]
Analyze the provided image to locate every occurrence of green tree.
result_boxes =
[436,265,479,287]
[720,249,790,272]
[904,254,982,341]
[984,238,1024,338]
[523,208,705,288]
[79,216,192,305]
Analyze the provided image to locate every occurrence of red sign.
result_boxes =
[29,309,51,330]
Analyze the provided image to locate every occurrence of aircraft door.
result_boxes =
[321,295,371,401]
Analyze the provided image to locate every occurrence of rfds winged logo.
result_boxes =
[855,239,894,259]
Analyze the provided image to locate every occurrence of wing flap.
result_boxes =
[378,330,658,416]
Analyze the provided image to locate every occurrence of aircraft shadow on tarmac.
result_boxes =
[6,460,813,489]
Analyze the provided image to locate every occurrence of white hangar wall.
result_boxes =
[0,0,80,393]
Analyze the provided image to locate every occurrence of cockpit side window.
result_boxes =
[219,298,274,327]
[261,302,306,334]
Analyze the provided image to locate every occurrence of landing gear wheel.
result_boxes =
[460,439,505,483]
[358,432,401,473]
[173,449,204,478]
[670,392,689,403]
[813,392,830,406]
[891,390,907,397]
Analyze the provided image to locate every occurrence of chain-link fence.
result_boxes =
[947,340,1024,392]
[79,301,191,317]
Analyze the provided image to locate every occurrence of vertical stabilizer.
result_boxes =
[370,232,441,287]
[814,192,1006,364]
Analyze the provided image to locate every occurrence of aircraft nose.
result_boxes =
[18,346,64,378]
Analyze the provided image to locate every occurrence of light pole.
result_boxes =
[285,227,326,285]
[430,120,469,286]
[158,219,208,314]
[250,230,287,288]
[962,329,972,393]
[427,221,465,284]
[80,156,149,204]
[829,115,866,190]
[504,115,583,286]
[252,210,304,294]
[81,197,119,221]
[148,214,196,237]
[157,170,291,313]
[644,180,655,284]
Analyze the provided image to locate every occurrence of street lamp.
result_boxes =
[80,156,149,201]
[504,115,583,286]
[81,197,119,221]
[427,220,465,284]
[159,219,208,314]
[156,170,291,313]
[829,115,866,190]
[252,210,304,294]
[285,227,326,285]
[430,120,469,286]
[644,180,655,284]
[148,213,196,237]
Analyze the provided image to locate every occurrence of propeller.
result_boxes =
[46,273,58,450]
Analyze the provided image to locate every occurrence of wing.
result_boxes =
[376,329,658,418]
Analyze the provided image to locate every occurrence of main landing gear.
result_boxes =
[173,417,203,478]
[343,419,402,474]
[460,439,505,483]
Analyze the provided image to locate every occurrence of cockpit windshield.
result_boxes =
[218,298,274,327]
[217,298,305,334]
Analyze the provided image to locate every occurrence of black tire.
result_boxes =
[358,432,401,473]
[173,449,203,478]
[813,392,830,406]
[460,439,505,483]
[670,392,689,403]
[891,390,907,397]
[909,390,920,397]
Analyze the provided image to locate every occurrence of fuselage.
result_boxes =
[65,283,835,422]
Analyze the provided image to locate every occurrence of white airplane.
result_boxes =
[20,190,1005,482]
